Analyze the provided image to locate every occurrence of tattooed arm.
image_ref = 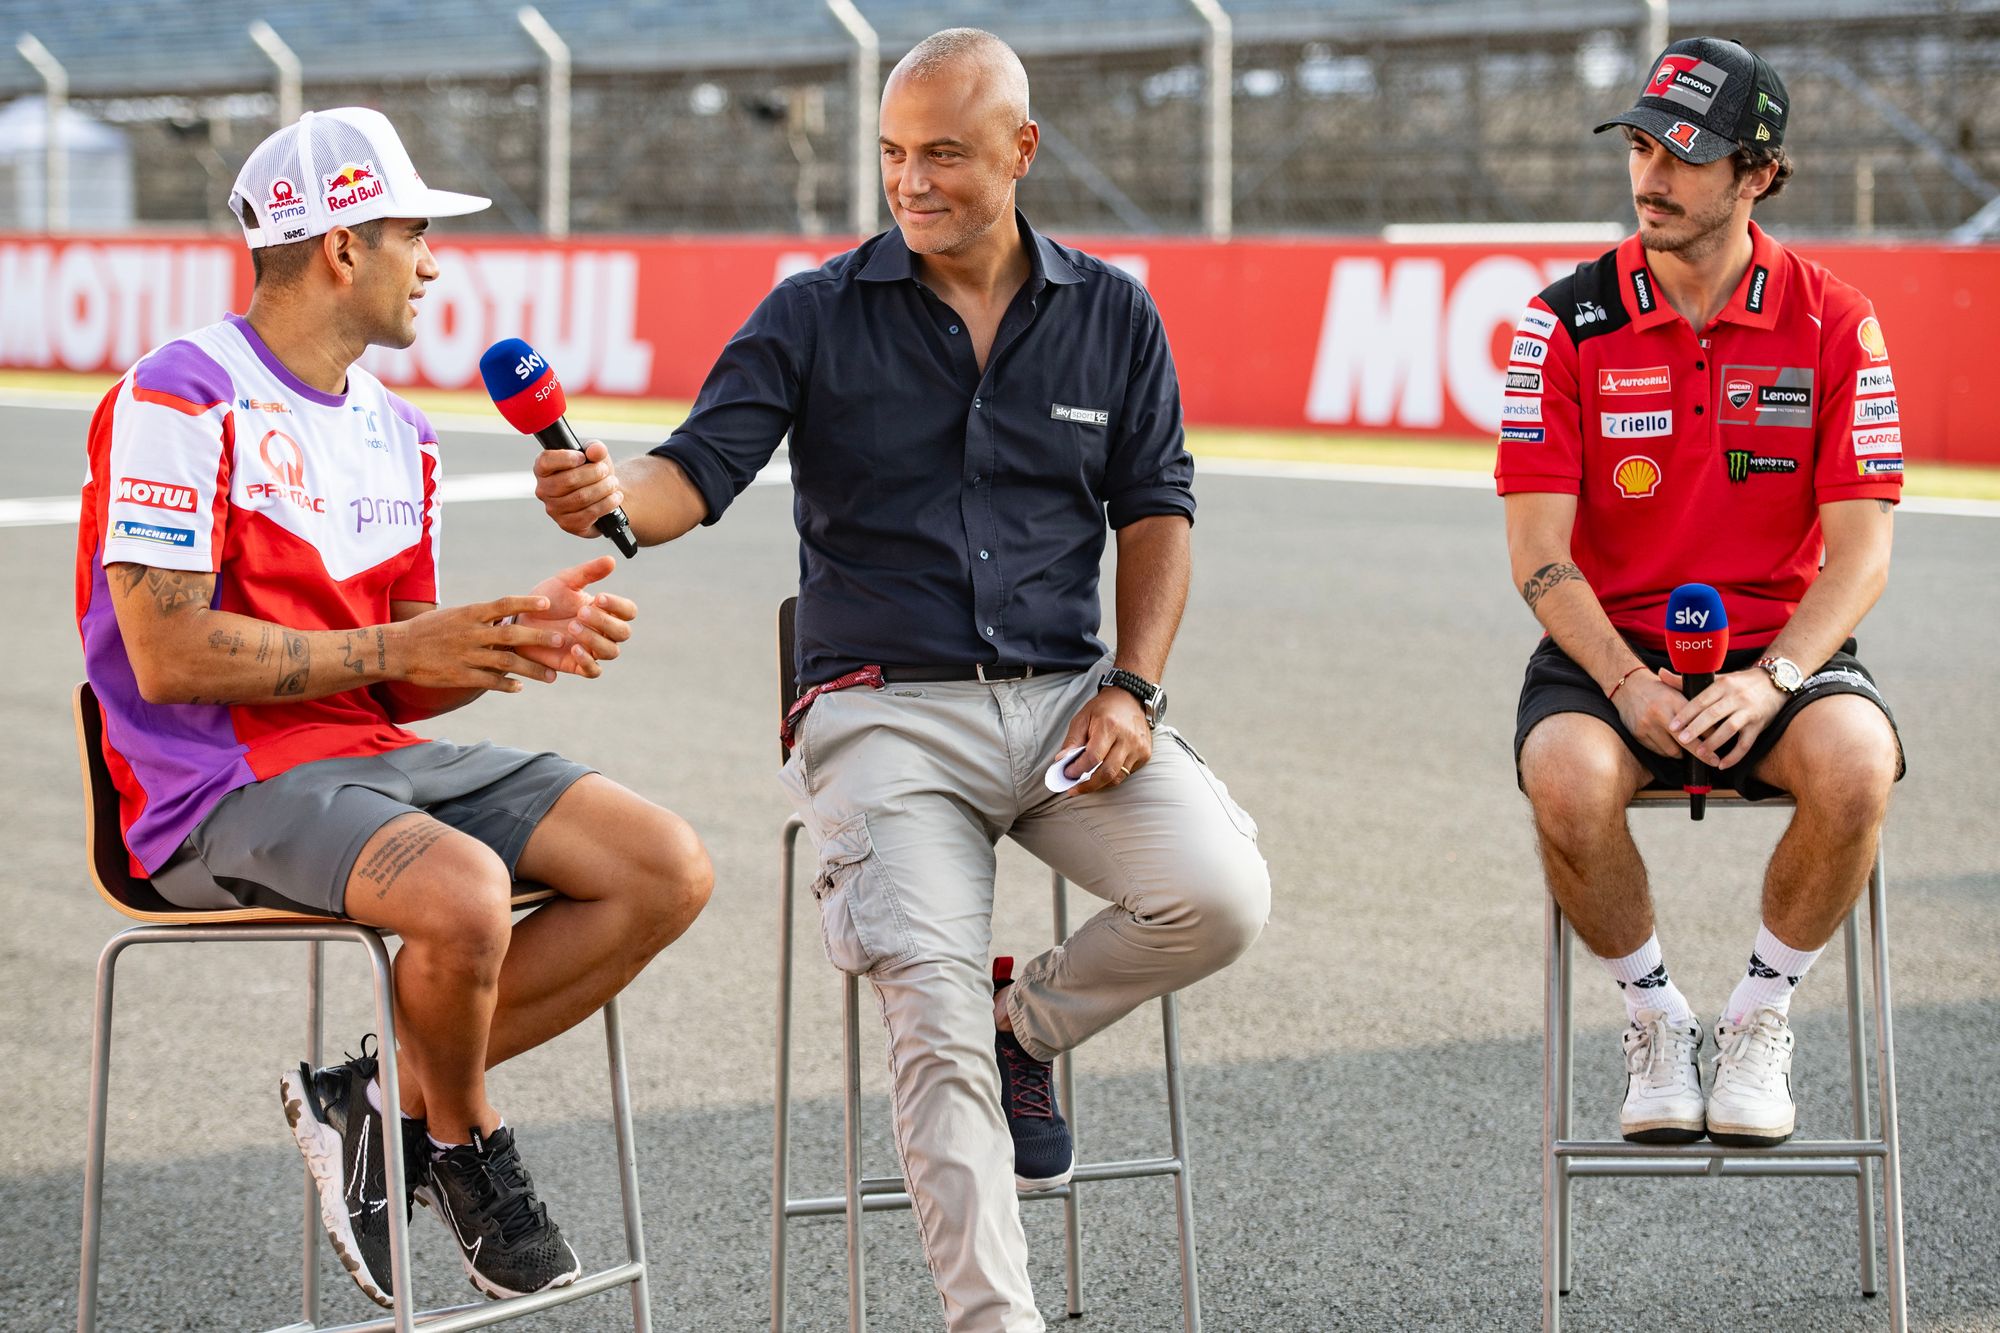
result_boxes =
[1502,493,1647,691]
[370,600,489,722]
[106,563,565,707]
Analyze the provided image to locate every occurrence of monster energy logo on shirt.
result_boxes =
[1725,450,1801,482]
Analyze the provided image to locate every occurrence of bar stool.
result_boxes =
[766,598,1201,1332]
[72,683,653,1333]
[1542,787,1907,1332]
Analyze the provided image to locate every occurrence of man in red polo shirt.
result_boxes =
[1497,38,1904,1148]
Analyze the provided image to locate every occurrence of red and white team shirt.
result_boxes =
[76,313,442,875]
[1494,222,1902,651]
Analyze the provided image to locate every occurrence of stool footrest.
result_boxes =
[785,1156,1188,1219]
[280,1260,646,1333]
[1566,1159,1864,1179]
[1554,1137,1886,1160]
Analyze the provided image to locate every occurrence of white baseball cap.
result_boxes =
[228,106,490,249]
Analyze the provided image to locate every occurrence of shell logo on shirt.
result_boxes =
[1614,454,1662,498]
[1856,317,1890,362]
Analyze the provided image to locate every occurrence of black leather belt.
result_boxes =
[879,663,1038,683]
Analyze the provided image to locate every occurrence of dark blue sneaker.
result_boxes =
[993,956,1074,1191]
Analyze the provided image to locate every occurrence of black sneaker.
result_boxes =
[279,1036,426,1308]
[417,1126,581,1299]
[993,956,1074,1192]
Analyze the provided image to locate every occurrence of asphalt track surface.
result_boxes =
[2,398,1996,1332]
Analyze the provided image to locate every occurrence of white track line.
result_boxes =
[4,392,1995,523]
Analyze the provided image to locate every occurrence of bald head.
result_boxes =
[887,28,1030,129]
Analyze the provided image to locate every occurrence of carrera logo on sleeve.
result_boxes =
[1853,396,1900,426]
[1598,366,1670,396]
[1509,335,1548,363]
[110,520,195,548]
[1506,368,1543,394]
[1050,403,1108,426]
[114,477,198,512]
[1600,411,1672,438]
[1855,367,1896,396]
[1853,427,1903,456]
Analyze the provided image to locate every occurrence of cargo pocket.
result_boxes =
[1162,727,1261,841]
[812,811,915,976]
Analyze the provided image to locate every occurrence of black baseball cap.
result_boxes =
[1594,37,1790,165]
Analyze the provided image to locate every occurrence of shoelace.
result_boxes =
[1627,1017,1697,1091]
[1716,1012,1789,1092]
[452,1138,550,1246]
[1002,1042,1056,1121]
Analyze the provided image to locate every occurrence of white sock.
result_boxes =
[1599,934,1695,1027]
[362,1076,423,1127]
[1724,923,1823,1025]
[428,1118,505,1158]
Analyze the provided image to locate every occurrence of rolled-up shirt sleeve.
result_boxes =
[651,278,813,526]
[1102,287,1196,530]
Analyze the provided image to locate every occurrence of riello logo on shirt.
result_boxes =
[247,430,327,512]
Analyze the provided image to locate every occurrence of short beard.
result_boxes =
[1635,191,1740,264]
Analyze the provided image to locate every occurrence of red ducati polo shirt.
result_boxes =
[1494,222,1902,651]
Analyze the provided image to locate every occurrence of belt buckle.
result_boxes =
[976,663,1033,683]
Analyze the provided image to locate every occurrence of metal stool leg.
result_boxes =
[1160,992,1201,1333]
[602,996,653,1331]
[302,941,326,1328]
[361,929,417,1333]
[1557,919,1575,1298]
[773,817,802,1332]
[1541,896,1563,1333]
[76,931,132,1333]
[1841,907,1878,1297]
[843,970,868,1333]
[1052,873,1084,1320]
[1868,850,1908,1333]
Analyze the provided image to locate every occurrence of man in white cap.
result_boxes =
[74,108,714,1309]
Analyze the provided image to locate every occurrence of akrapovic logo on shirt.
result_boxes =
[1600,411,1672,438]
[1051,403,1108,426]
[115,477,198,513]
[1506,368,1543,394]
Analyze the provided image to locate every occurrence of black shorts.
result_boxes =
[1513,637,1905,802]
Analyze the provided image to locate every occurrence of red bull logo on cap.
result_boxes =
[266,176,309,225]
[322,160,385,212]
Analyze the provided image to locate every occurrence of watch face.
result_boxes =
[1150,687,1168,723]
[1775,660,1805,691]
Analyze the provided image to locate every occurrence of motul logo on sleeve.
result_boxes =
[114,477,198,512]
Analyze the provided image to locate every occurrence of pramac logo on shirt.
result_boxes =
[247,430,327,512]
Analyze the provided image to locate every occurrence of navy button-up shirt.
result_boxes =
[652,212,1195,685]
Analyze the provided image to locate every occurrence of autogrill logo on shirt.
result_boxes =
[1051,403,1108,426]
[1598,366,1670,396]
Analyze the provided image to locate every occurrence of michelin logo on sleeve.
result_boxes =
[1500,425,1547,444]
[110,520,196,548]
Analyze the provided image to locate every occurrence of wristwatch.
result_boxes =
[1100,668,1168,726]
[1757,656,1806,695]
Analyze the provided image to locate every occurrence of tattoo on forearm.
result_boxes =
[354,821,448,900]
[1521,560,1585,610]
[275,632,309,696]
[339,629,371,677]
[142,568,211,616]
[254,626,273,664]
[208,628,246,657]
[375,627,387,673]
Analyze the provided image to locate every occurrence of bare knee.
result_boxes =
[1520,718,1641,853]
[398,867,514,982]
[628,809,714,955]
[1766,701,1898,833]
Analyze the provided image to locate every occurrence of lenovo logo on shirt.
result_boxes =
[1051,403,1109,426]
[115,477,198,512]
[1598,366,1670,396]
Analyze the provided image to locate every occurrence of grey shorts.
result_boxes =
[152,741,594,916]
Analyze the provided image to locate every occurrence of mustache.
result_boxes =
[1634,194,1683,216]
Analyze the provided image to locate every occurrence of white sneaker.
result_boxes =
[1619,1008,1705,1144]
[1707,1006,1797,1146]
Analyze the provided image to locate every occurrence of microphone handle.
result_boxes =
[533,416,640,558]
[1683,670,1714,820]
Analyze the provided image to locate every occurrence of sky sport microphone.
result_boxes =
[1665,583,1730,821]
[479,338,639,558]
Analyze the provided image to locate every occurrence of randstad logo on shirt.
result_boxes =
[1051,404,1109,426]
[111,520,195,548]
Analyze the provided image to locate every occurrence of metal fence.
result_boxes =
[6,0,1998,239]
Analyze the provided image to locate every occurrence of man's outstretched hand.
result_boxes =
[515,555,637,679]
